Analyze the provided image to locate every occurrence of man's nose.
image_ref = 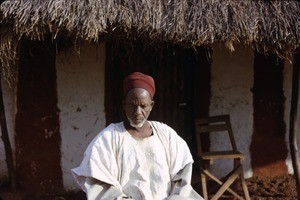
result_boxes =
[134,106,142,114]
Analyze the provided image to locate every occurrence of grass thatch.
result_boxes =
[0,0,299,81]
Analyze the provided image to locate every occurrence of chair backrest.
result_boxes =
[194,114,238,157]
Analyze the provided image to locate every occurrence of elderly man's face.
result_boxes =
[123,88,154,128]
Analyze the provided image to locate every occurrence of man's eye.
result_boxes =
[143,105,152,110]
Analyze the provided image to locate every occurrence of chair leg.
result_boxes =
[202,167,244,200]
[201,172,208,200]
[211,165,241,200]
[240,170,251,200]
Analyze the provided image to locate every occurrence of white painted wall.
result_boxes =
[209,43,254,178]
[56,42,106,191]
[0,78,16,181]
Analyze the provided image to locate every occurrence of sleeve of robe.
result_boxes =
[152,122,204,200]
[71,124,131,199]
[168,163,204,200]
[84,177,132,200]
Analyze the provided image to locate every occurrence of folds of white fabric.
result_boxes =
[71,121,203,200]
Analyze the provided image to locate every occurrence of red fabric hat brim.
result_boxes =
[123,72,155,98]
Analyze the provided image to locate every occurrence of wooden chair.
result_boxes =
[194,114,250,200]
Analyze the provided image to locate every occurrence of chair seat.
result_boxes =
[200,150,245,160]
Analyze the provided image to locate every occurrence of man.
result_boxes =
[72,72,203,200]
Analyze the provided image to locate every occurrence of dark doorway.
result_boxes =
[105,41,211,159]
[15,38,63,195]
[250,52,288,176]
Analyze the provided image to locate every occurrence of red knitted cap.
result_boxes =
[123,72,155,98]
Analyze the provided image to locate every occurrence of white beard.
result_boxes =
[129,118,146,128]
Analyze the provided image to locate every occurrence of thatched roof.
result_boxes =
[0,0,299,80]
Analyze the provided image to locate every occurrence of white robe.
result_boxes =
[72,121,203,200]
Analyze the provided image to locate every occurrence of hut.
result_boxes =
[0,0,299,198]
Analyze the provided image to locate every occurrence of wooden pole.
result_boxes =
[0,0,16,192]
[289,51,300,199]
[0,78,17,192]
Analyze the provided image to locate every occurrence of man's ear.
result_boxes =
[151,100,155,108]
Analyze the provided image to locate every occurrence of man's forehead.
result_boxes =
[126,88,151,98]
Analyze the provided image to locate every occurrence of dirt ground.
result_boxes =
[0,175,297,200]
[191,174,297,200]
[242,175,297,200]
